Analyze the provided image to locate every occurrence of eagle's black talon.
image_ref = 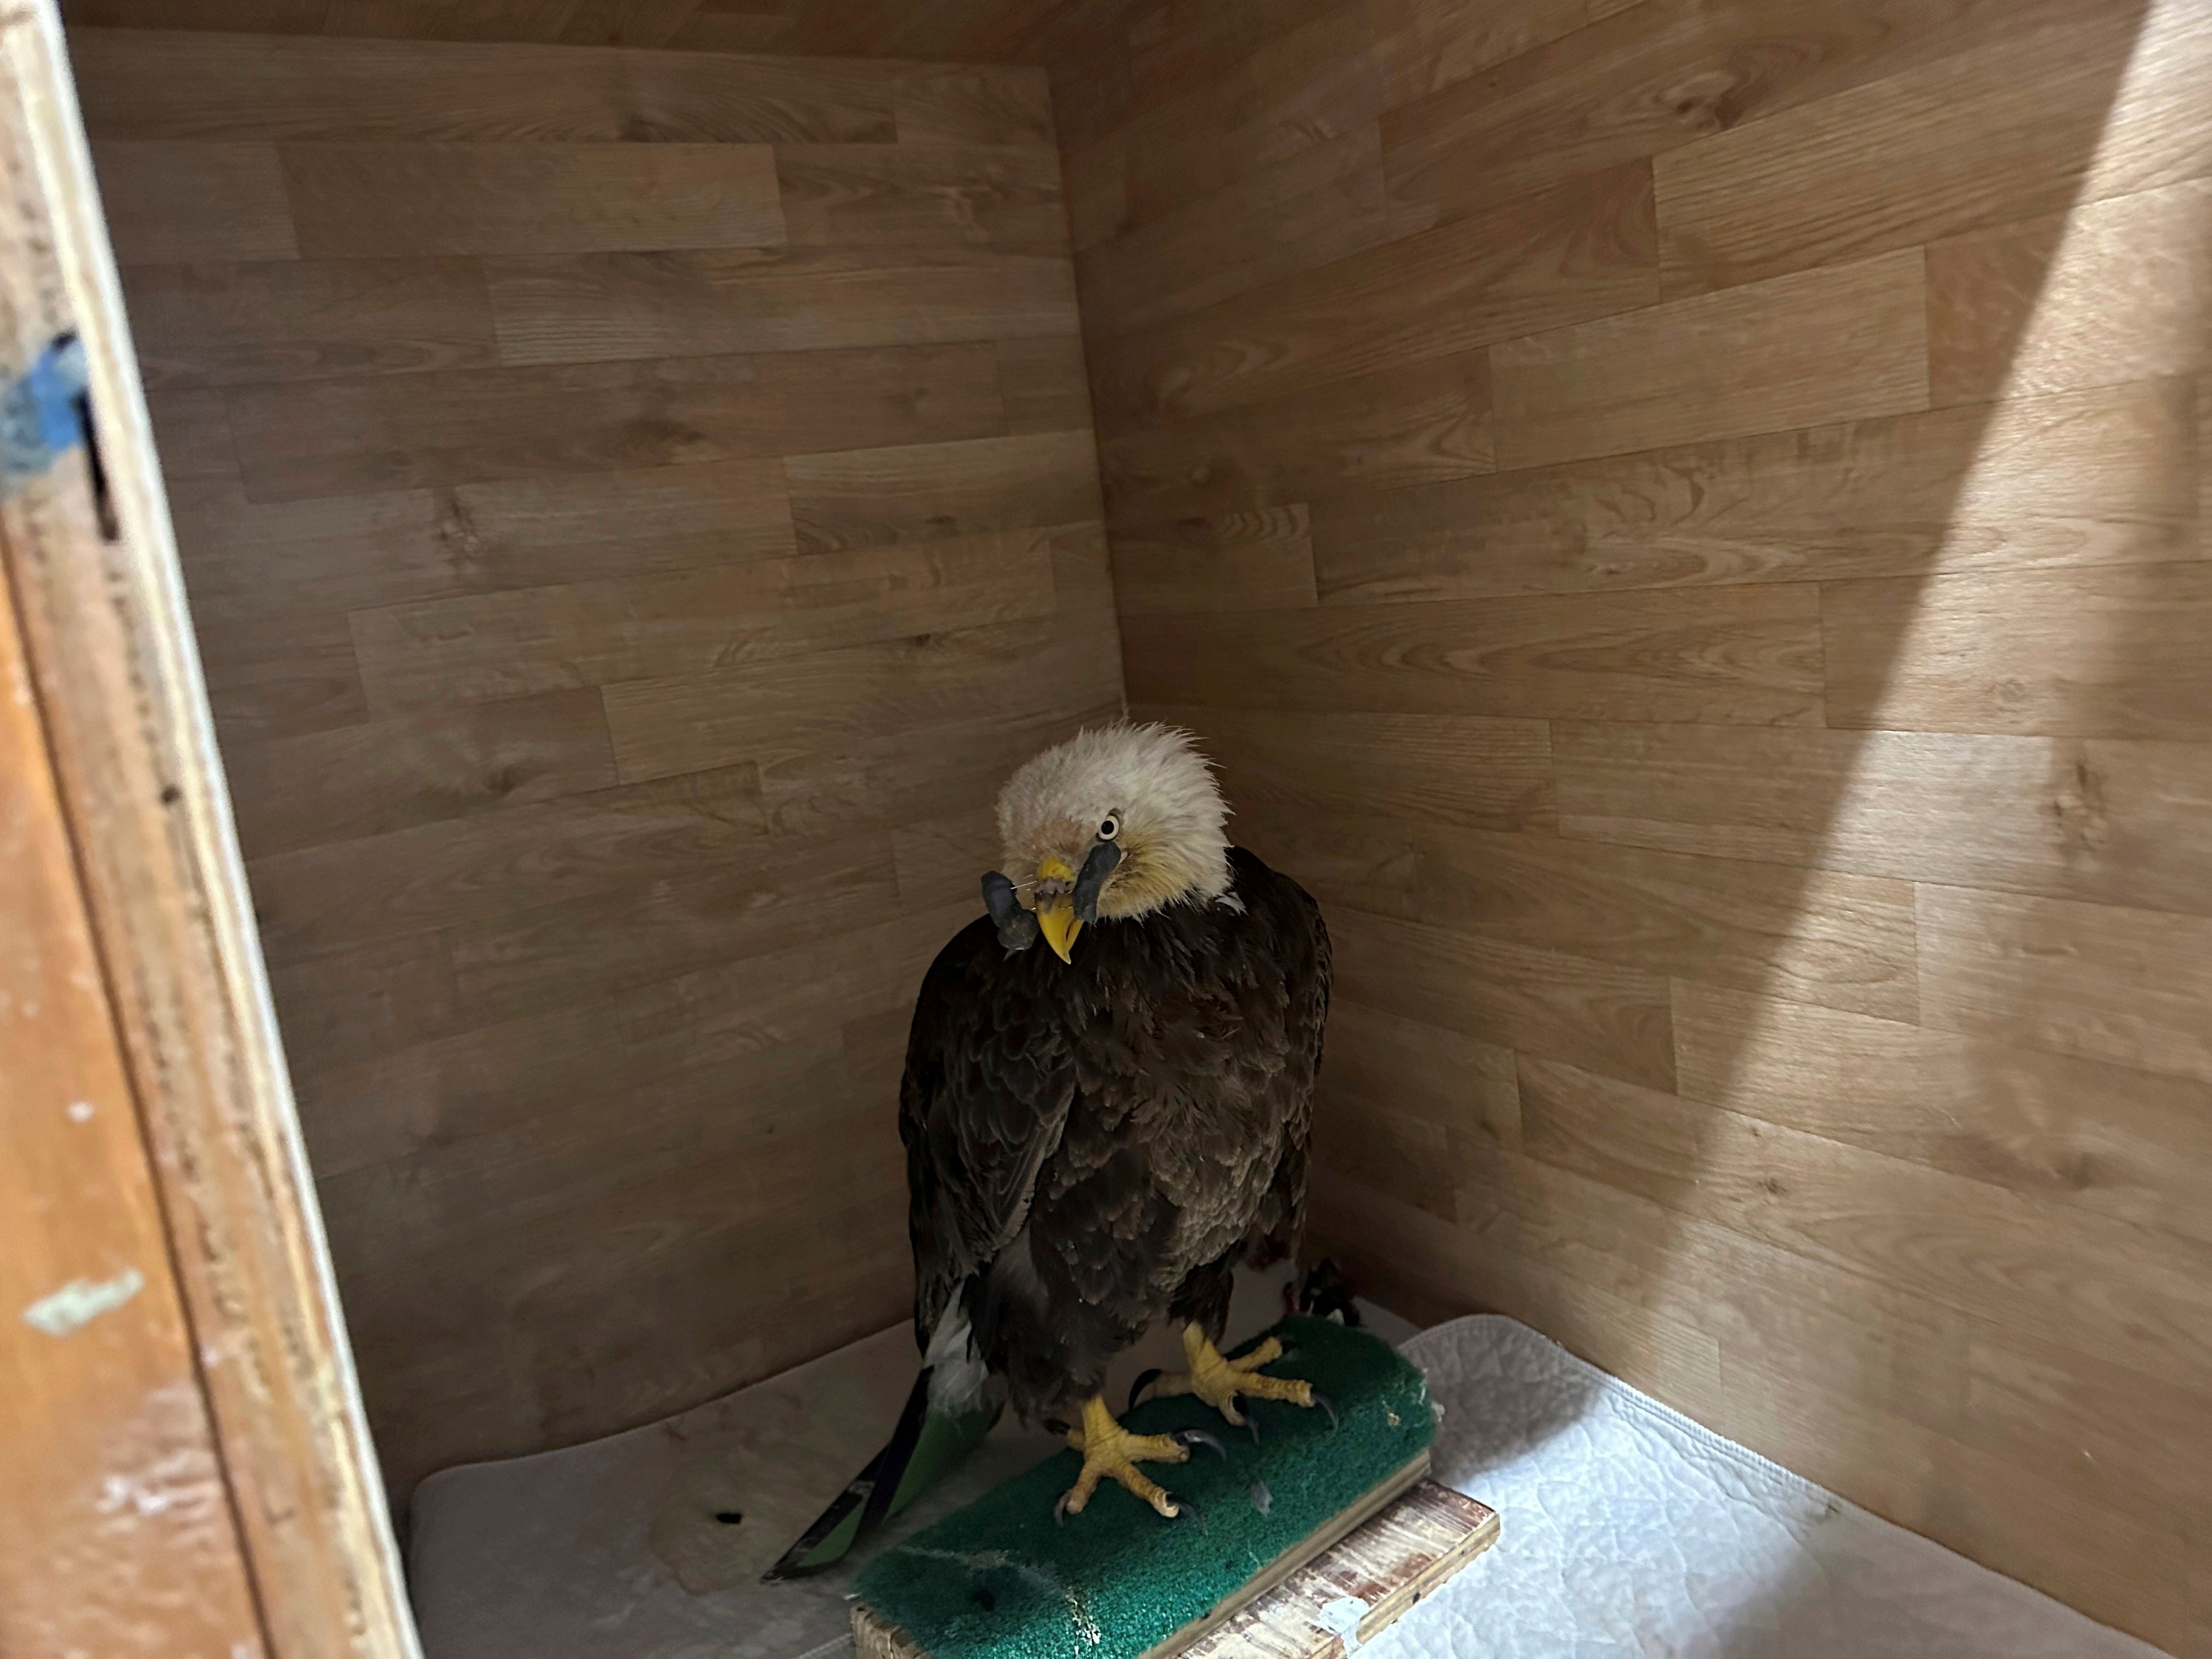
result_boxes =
[1127,1368,1163,1412]
[1311,1390,1339,1431]
[1174,1427,1227,1459]
[1242,1413,1261,1444]
[1054,1491,1073,1525]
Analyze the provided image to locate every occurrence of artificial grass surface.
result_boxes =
[853,1317,1435,1659]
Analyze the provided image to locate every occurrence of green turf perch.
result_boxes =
[851,1317,1438,1659]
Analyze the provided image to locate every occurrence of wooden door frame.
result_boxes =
[0,2,417,1654]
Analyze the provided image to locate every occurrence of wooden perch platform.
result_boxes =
[856,1476,1497,1659]
[849,1318,1494,1659]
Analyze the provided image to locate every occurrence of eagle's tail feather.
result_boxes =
[762,1370,997,1580]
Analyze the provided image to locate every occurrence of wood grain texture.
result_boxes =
[1822,564,2212,740]
[83,33,1122,1511]
[171,484,484,620]
[1065,0,2212,1646]
[604,596,1124,782]
[891,63,1053,146]
[1077,122,1390,335]
[1927,177,2212,406]
[90,140,298,262]
[773,142,1064,245]
[121,258,496,388]
[443,829,899,1024]
[281,140,787,256]
[67,0,331,31]
[1332,1128,1961,1423]
[1363,0,1646,111]
[222,687,617,854]
[1674,980,2212,1248]
[1489,249,1930,469]
[1107,1,1381,233]
[1651,0,2212,296]
[1379,0,2079,240]
[1309,377,2196,604]
[1516,1054,2212,1391]
[449,458,799,580]
[1109,507,1317,615]
[349,523,1064,707]
[0,512,270,1659]
[486,244,1080,364]
[67,27,903,142]
[1554,720,2212,916]
[1319,996,1524,1153]
[1251,814,1917,1022]
[1170,704,1554,834]
[1094,159,1658,426]
[783,428,1099,549]
[1958,1332,2212,1530]
[167,466,802,679]
[224,343,1006,500]
[1917,883,2212,1086]
[1122,585,1825,724]
[245,761,768,961]
[1100,349,1490,526]
[994,332,1092,433]
[1329,907,1676,1092]
[263,933,464,1078]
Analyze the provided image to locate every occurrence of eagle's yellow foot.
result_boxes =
[1139,1324,1328,1431]
[1058,1395,1190,1520]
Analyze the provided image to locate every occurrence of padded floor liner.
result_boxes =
[1394,1315,2161,1658]
[409,1295,2163,1658]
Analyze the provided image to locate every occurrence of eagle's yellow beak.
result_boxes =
[1036,856,1081,963]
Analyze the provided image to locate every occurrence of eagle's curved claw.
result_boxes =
[1311,1389,1339,1431]
[1059,1396,1188,1520]
[1150,1324,1320,1437]
[1127,1368,1164,1412]
[1053,1489,1072,1526]
[1173,1427,1227,1459]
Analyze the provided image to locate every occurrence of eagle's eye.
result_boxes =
[1097,814,1121,841]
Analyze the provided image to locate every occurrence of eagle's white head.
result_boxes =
[992,722,1232,961]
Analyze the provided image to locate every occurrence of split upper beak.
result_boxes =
[1034,856,1081,963]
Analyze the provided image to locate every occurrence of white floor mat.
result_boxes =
[408,1300,2163,1658]
[1391,1316,2161,1659]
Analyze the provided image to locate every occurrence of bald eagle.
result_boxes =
[770,723,1330,1575]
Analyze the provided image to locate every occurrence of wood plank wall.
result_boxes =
[75,28,1120,1500]
[59,0,1079,58]
[1024,0,2212,1651]
[0,501,270,1659]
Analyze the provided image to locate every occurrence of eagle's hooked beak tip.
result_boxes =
[1036,899,1081,963]
[1034,855,1081,962]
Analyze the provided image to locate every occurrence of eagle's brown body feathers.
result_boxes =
[900,845,1330,1421]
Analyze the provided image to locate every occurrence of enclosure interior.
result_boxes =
[71,1,2212,1652]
